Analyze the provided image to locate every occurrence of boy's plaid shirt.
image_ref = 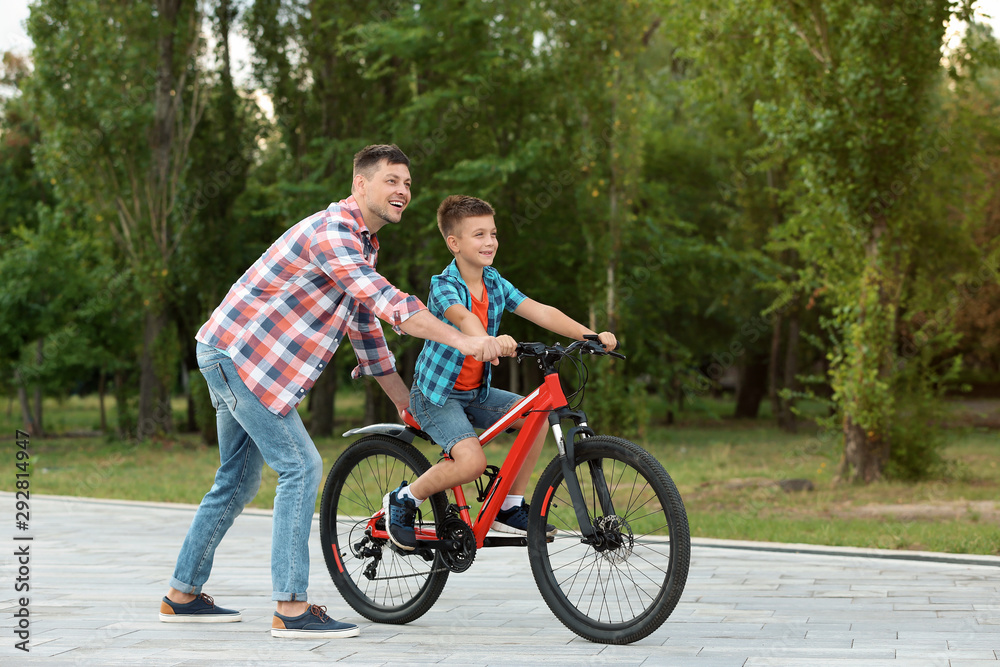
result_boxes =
[413,260,527,407]
[197,195,425,416]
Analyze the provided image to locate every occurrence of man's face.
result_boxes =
[359,160,411,226]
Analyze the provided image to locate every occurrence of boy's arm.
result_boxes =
[514,298,617,349]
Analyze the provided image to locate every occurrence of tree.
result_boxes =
[750,0,983,481]
[27,0,206,437]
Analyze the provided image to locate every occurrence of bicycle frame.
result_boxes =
[364,371,569,549]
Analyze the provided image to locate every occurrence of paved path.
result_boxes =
[1,493,998,666]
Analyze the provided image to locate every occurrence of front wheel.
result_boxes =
[319,435,449,624]
[528,436,690,644]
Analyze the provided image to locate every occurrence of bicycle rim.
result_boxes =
[319,436,449,624]
[528,436,690,644]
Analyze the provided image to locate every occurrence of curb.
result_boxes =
[692,536,1000,567]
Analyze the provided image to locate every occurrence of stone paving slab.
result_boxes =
[0,493,998,665]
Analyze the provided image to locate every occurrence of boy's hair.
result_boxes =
[437,195,495,240]
[352,144,410,181]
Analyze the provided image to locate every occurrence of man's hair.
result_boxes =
[437,195,495,240]
[352,144,410,181]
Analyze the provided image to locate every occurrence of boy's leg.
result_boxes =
[408,438,487,500]
[384,388,486,550]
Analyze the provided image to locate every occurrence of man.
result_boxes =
[159,144,501,638]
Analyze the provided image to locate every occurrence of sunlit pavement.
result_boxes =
[1,493,998,666]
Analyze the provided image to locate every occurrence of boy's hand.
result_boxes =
[496,334,517,357]
[597,331,618,351]
[460,335,503,365]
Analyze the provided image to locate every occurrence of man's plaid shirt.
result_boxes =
[413,260,527,407]
[197,195,425,416]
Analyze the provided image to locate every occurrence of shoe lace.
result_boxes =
[198,594,215,607]
[389,496,416,526]
[309,604,330,621]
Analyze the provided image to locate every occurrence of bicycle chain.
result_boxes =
[367,567,450,581]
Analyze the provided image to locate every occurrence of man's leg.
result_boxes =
[163,346,264,622]
[246,407,323,616]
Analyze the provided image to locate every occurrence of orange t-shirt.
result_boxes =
[453,283,489,391]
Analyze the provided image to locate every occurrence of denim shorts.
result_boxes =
[409,385,522,454]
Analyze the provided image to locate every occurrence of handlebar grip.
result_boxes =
[583,333,621,351]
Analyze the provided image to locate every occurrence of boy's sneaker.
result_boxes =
[159,593,241,623]
[383,481,417,551]
[271,604,359,638]
[492,500,556,536]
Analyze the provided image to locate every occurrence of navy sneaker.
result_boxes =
[382,481,418,551]
[159,593,241,623]
[492,499,556,536]
[271,604,359,638]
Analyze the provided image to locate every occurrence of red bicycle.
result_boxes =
[319,337,690,644]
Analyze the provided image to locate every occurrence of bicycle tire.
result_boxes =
[319,435,449,624]
[527,435,690,644]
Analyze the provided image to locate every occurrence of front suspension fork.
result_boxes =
[548,410,617,542]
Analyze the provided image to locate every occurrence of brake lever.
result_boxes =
[582,334,622,355]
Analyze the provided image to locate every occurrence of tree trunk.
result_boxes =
[841,414,890,483]
[138,308,173,438]
[781,310,800,432]
[98,368,108,433]
[183,363,197,433]
[310,367,338,437]
[837,226,900,483]
[32,338,44,436]
[734,354,769,419]
[15,371,36,436]
[768,312,784,425]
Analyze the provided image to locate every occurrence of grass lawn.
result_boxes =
[3,392,998,555]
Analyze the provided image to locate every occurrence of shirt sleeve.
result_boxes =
[500,276,528,313]
[428,276,465,317]
[310,218,425,334]
[348,303,398,378]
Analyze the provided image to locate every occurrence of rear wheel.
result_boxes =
[528,436,690,644]
[319,435,449,624]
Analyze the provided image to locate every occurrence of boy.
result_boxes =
[383,195,616,550]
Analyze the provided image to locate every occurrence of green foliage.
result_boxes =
[4,0,1000,477]
[584,366,650,441]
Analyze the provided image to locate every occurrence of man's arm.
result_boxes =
[373,372,411,419]
[399,310,502,365]
[514,298,618,349]
[443,304,517,357]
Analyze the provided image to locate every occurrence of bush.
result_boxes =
[581,365,649,441]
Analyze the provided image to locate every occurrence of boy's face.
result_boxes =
[448,215,498,269]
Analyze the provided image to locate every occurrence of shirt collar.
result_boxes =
[338,194,379,251]
[442,259,496,286]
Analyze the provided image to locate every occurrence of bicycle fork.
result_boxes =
[548,410,618,546]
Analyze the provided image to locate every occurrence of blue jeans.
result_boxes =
[169,343,323,602]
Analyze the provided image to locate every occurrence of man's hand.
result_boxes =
[459,335,502,365]
[496,334,517,357]
[597,331,618,351]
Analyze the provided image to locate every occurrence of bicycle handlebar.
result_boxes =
[514,337,625,362]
